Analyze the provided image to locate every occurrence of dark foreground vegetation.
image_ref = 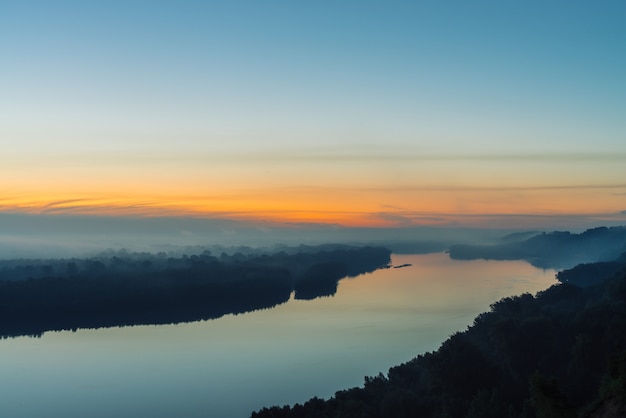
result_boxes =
[0,245,391,338]
[449,226,626,269]
[253,253,626,418]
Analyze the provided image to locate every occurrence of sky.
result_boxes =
[2,1,626,236]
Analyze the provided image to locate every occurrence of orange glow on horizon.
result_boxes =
[2,182,625,228]
[2,152,625,228]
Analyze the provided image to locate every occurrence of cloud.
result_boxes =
[42,199,91,210]
[215,150,626,165]
[32,149,626,167]
[373,212,416,227]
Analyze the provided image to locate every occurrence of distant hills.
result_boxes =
[253,242,626,418]
[449,226,626,269]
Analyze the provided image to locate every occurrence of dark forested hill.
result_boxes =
[0,246,391,338]
[253,256,626,418]
[449,226,626,269]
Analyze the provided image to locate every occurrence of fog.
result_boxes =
[0,213,516,259]
[4,212,624,260]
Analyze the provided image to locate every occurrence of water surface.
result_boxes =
[0,253,556,417]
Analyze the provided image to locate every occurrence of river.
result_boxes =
[0,253,557,417]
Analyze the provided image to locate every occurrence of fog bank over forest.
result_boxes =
[0,213,512,259]
[3,212,625,259]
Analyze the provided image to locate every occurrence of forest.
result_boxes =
[448,226,626,269]
[0,245,391,338]
[253,251,626,417]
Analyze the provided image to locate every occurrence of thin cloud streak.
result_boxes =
[41,199,94,210]
[283,184,626,193]
[6,150,626,168]
[252,151,626,164]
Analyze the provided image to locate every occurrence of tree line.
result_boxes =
[0,246,391,338]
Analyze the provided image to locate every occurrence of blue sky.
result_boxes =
[4,1,625,152]
[1,1,626,231]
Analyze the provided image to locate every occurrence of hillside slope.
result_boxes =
[253,257,626,418]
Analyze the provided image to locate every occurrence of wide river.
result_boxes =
[0,253,557,418]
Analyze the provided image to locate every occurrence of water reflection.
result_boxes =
[0,253,556,418]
